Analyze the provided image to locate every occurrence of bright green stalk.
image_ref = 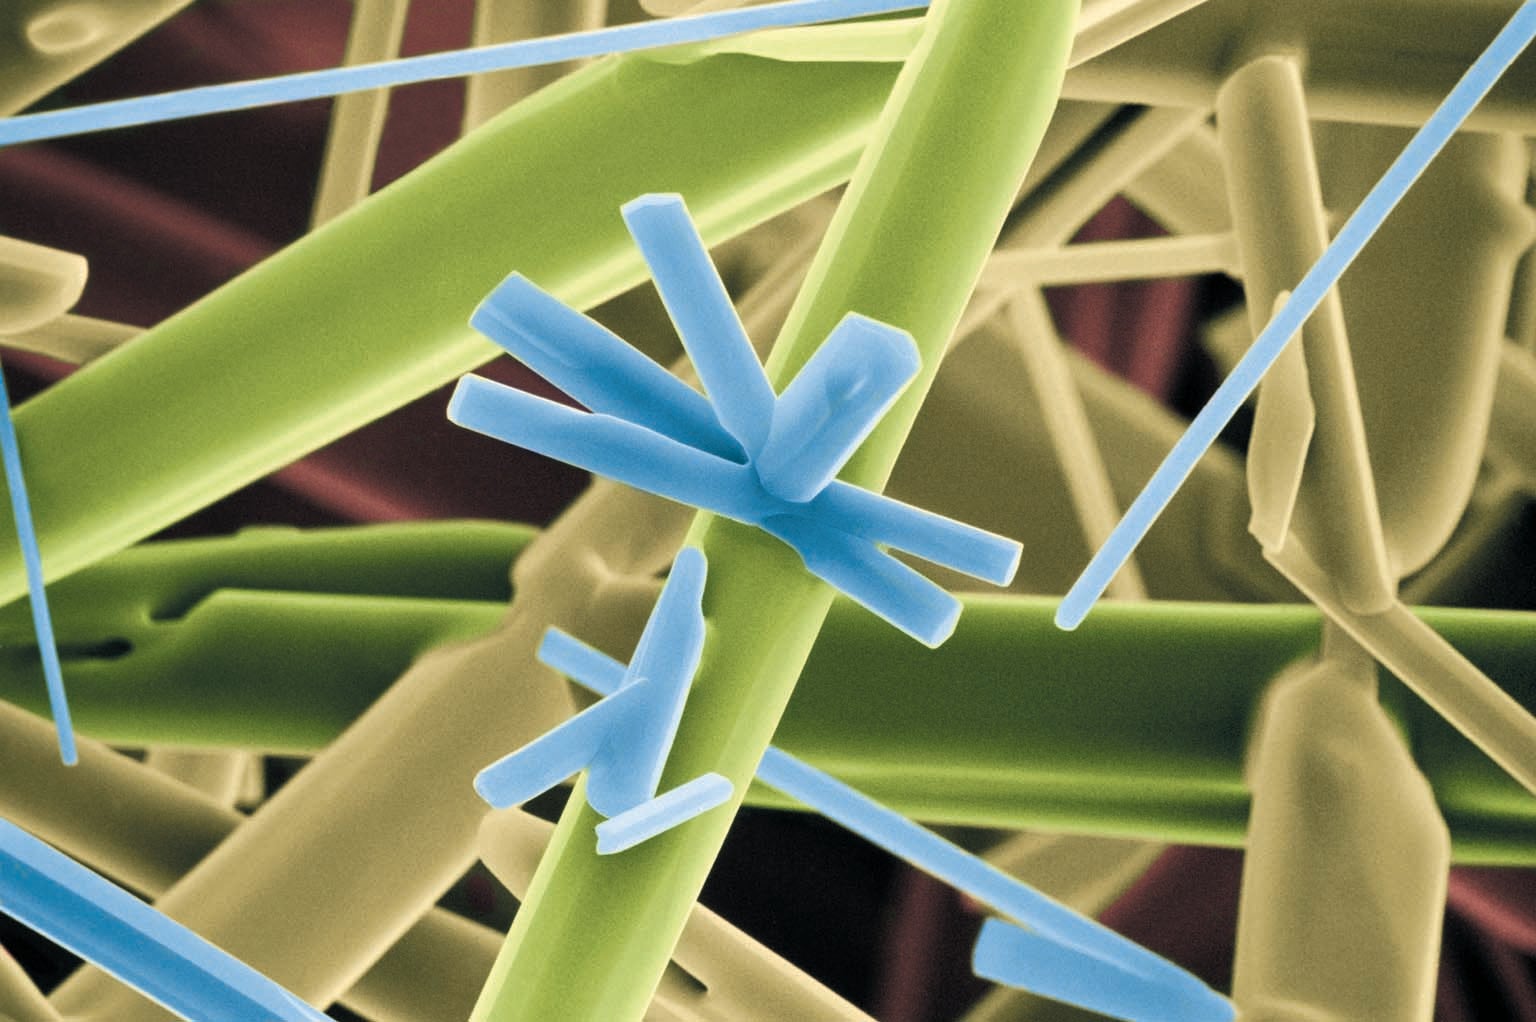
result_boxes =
[472,2,1080,1019]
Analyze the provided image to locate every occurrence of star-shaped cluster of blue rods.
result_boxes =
[448,193,1022,649]
[449,194,1234,1021]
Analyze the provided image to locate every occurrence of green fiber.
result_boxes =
[3,522,1532,862]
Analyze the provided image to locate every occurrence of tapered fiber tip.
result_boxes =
[998,540,1023,586]
[472,769,515,810]
[971,918,1015,978]
[916,596,963,649]
[444,375,486,428]
[1053,599,1086,632]
[839,313,920,379]
[671,546,707,589]
[620,192,688,219]
[468,273,536,331]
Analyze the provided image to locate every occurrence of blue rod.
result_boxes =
[1056,0,1536,631]
[0,365,74,765]
[0,0,928,148]
[0,819,330,1021]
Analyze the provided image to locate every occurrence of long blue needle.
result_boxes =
[0,0,927,148]
[0,819,330,1021]
[754,748,1227,1017]
[0,364,74,765]
[1056,0,1536,631]
[973,918,1229,1022]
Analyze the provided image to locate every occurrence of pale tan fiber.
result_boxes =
[956,106,1211,348]
[0,699,240,896]
[952,103,1119,341]
[1233,645,1448,1022]
[963,833,1166,1022]
[1489,341,1536,488]
[0,314,138,365]
[982,232,1239,290]
[945,108,1245,611]
[1010,105,1210,250]
[337,907,505,1022]
[1397,469,1531,610]
[908,309,1280,603]
[1007,290,1147,600]
[641,1,760,17]
[142,749,253,808]
[0,1,196,116]
[0,697,500,1019]
[1219,56,1536,802]
[49,603,583,1019]
[1315,122,1534,579]
[1216,48,1535,1021]
[1069,0,1214,67]
[310,0,410,228]
[960,108,1220,607]
[0,941,61,1022]
[1245,291,1311,554]
[1218,55,1396,615]
[1507,169,1536,352]
[655,1,1215,72]
[978,831,1164,922]
[1121,123,1231,235]
[0,237,86,337]
[1009,103,1125,215]
[1059,2,1536,133]
[1269,539,1536,798]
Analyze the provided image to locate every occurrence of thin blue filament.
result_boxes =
[0,364,74,765]
[1057,0,1536,631]
[0,0,928,149]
